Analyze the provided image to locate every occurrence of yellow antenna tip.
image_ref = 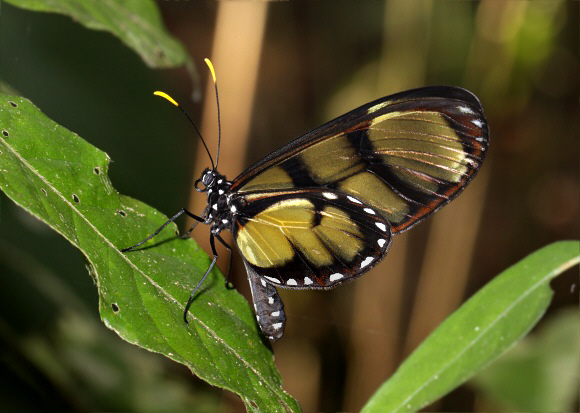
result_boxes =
[204,58,216,83]
[153,91,178,106]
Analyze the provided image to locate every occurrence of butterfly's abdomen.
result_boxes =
[244,261,286,341]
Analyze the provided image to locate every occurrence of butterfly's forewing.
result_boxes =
[231,86,488,233]
[232,189,392,289]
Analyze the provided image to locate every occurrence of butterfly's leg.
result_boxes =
[179,206,209,239]
[183,234,218,323]
[120,208,204,252]
[215,234,234,289]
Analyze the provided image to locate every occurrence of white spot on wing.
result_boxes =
[375,222,387,232]
[271,311,280,317]
[360,256,373,269]
[472,119,484,128]
[287,278,297,286]
[264,276,280,284]
[230,205,237,213]
[458,105,474,114]
[267,296,274,305]
[347,196,362,204]
[329,273,343,282]
[364,207,375,215]
[272,322,283,330]
[260,279,266,287]
[378,238,387,248]
[304,277,313,285]
[322,192,338,200]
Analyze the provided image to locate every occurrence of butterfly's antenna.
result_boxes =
[153,91,215,170]
[204,58,222,170]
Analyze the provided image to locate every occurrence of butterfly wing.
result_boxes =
[231,86,488,233]
[229,86,487,339]
[232,189,392,289]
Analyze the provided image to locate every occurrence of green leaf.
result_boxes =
[361,241,580,413]
[4,0,188,68]
[471,308,580,412]
[0,93,301,413]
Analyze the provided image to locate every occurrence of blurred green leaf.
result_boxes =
[471,308,579,412]
[4,0,188,68]
[361,241,580,413]
[0,93,300,413]
[0,238,224,412]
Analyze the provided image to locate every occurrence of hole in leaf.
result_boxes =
[72,194,80,203]
[41,188,48,196]
[118,210,126,217]
[2,130,8,137]
[93,166,101,175]
[9,101,17,108]
[111,303,120,313]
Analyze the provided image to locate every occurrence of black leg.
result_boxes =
[120,208,204,252]
[216,234,234,289]
[183,234,218,323]
[179,206,209,239]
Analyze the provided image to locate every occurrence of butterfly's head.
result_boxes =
[195,167,230,194]
[194,168,217,192]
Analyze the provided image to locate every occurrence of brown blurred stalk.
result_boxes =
[188,2,268,272]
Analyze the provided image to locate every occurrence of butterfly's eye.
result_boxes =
[202,170,215,186]
[194,168,214,192]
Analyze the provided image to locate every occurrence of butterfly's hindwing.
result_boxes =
[245,261,286,341]
[231,86,488,234]
[232,189,392,289]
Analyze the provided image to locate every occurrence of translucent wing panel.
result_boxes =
[369,110,472,183]
[233,189,392,289]
[232,86,488,234]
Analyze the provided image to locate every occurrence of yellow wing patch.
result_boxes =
[240,166,295,192]
[314,206,363,262]
[300,134,365,183]
[236,199,312,267]
[369,110,469,183]
[236,198,368,269]
[339,172,410,224]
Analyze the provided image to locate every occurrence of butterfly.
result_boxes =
[122,77,488,341]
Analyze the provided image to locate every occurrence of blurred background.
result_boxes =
[0,1,578,412]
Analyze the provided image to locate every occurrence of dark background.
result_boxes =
[0,1,578,412]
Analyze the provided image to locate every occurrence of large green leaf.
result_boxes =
[471,308,579,412]
[4,0,187,68]
[361,241,580,413]
[0,93,301,413]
